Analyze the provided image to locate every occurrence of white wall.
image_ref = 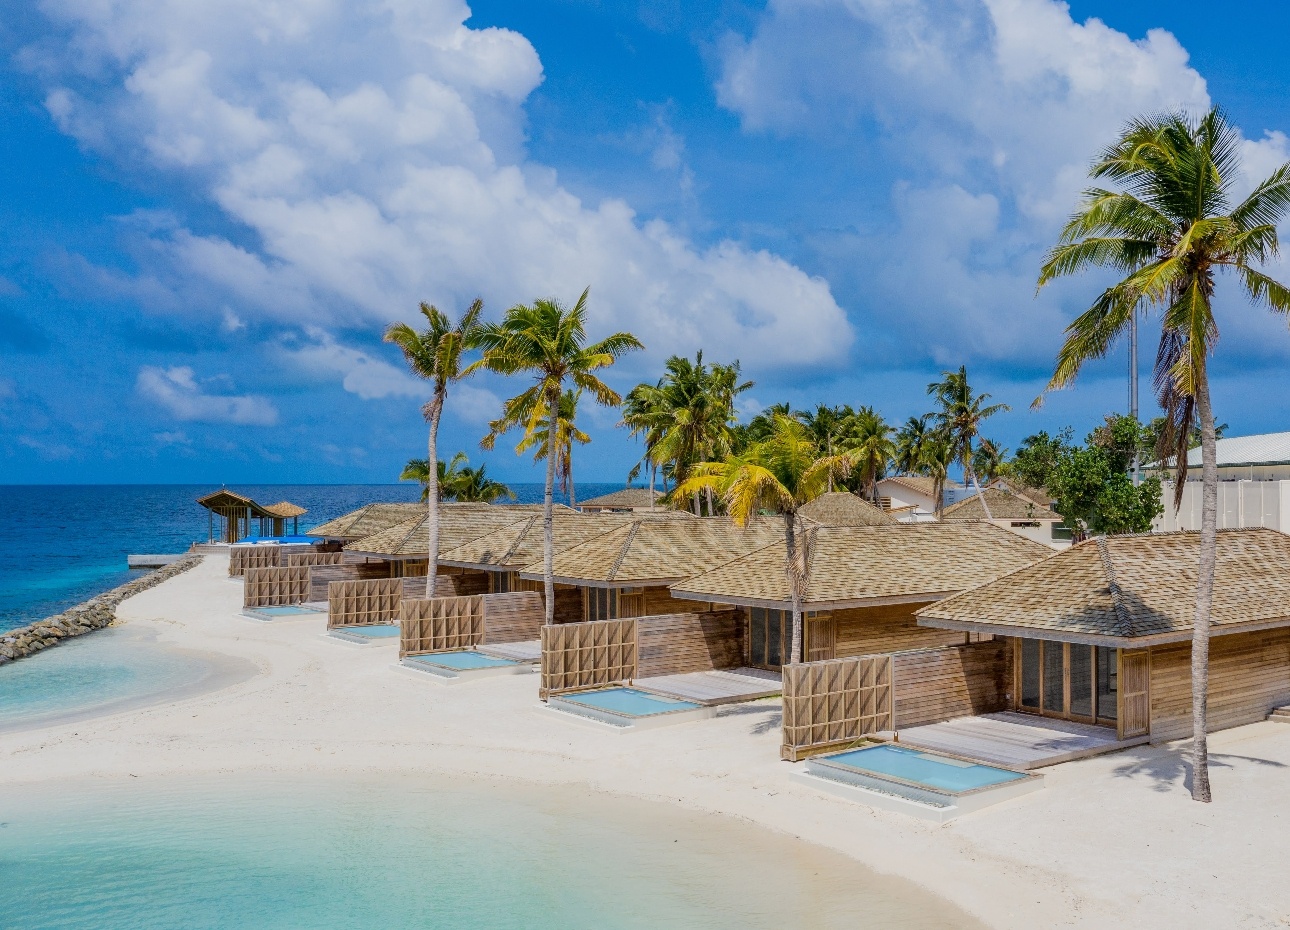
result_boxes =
[1155,479,1290,531]
[986,519,1071,550]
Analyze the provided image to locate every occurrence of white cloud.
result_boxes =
[137,365,278,425]
[283,329,425,400]
[27,0,851,371]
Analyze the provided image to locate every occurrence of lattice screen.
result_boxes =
[540,618,638,699]
[781,654,892,761]
[244,566,311,607]
[230,546,283,577]
[327,578,404,628]
[286,551,344,568]
[399,596,485,657]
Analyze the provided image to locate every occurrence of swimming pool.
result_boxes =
[329,624,400,642]
[245,605,322,619]
[799,743,1042,821]
[406,651,517,670]
[548,687,715,729]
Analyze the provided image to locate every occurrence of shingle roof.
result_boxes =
[439,511,684,569]
[916,528,1290,644]
[798,492,897,527]
[1176,431,1290,468]
[986,478,1055,507]
[878,475,962,498]
[198,489,306,519]
[308,502,426,539]
[343,505,544,557]
[528,516,782,585]
[578,487,663,509]
[942,488,1060,521]
[671,522,1051,608]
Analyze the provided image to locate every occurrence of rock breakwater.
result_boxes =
[0,554,203,665]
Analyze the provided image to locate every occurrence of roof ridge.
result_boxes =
[501,515,540,563]
[604,522,640,582]
[1095,535,1134,637]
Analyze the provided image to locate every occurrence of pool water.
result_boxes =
[823,745,1026,793]
[405,651,517,670]
[333,624,400,638]
[249,605,320,617]
[0,627,248,732]
[0,773,986,929]
[558,687,699,717]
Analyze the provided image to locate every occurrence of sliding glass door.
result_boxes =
[1016,638,1117,726]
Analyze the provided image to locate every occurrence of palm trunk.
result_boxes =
[933,475,945,520]
[967,459,993,520]
[648,462,656,509]
[543,386,558,625]
[704,486,715,517]
[784,512,804,666]
[568,447,576,510]
[692,490,701,516]
[425,395,443,599]
[1191,373,1217,802]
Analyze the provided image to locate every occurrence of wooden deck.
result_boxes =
[634,667,781,706]
[478,640,541,662]
[898,712,1149,770]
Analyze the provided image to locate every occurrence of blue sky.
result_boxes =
[3,0,1290,486]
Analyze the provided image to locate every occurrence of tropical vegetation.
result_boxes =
[400,452,514,503]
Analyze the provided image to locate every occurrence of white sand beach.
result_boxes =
[3,555,1286,929]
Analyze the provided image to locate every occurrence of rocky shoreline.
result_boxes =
[0,554,204,665]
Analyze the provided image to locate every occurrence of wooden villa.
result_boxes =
[915,528,1290,743]
[197,489,308,543]
[577,487,665,513]
[306,502,427,543]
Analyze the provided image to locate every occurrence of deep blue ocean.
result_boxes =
[0,483,626,633]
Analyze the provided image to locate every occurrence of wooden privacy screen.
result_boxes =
[230,546,281,577]
[781,655,892,761]
[477,592,544,644]
[891,641,1009,729]
[400,592,548,658]
[244,566,311,607]
[327,578,404,628]
[637,610,744,677]
[287,551,343,568]
[541,618,637,699]
[1119,649,1151,739]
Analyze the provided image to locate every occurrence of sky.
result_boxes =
[4,0,1290,486]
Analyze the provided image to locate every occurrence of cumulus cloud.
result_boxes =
[25,0,851,373]
[284,329,425,400]
[137,365,278,425]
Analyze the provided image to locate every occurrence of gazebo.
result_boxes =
[197,490,308,543]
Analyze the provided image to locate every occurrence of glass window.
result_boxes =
[1069,644,1094,718]
[767,609,782,667]
[1020,639,1041,709]
[750,608,767,666]
[1096,647,1118,722]
[1043,641,1065,714]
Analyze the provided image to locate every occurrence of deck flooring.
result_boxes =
[898,712,1148,770]
[478,640,541,662]
[633,667,782,706]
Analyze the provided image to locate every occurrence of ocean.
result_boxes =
[0,483,628,633]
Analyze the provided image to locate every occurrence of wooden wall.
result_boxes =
[244,566,311,607]
[892,641,1010,729]
[833,603,967,659]
[308,563,385,601]
[553,583,583,622]
[440,567,489,596]
[637,610,745,677]
[781,655,893,761]
[287,551,343,568]
[641,586,716,616]
[541,618,637,698]
[481,592,545,644]
[327,578,404,628]
[400,596,484,656]
[1148,627,1290,741]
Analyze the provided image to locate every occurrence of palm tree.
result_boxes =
[495,388,590,507]
[928,366,1008,519]
[385,299,484,597]
[799,404,853,491]
[620,380,670,506]
[675,415,854,665]
[919,437,954,519]
[894,415,933,475]
[400,452,469,502]
[972,439,1006,484]
[1036,107,1290,803]
[452,461,514,503]
[472,289,643,623]
[840,406,895,500]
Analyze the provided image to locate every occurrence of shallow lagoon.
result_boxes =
[0,773,982,930]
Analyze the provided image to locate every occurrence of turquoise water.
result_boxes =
[334,624,400,638]
[559,687,700,716]
[249,605,323,618]
[0,484,625,633]
[407,651,517,670]
[0,774,982,930]
[0,628,241,732]
[824,745,1027,793]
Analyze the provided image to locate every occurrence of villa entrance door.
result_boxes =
[1016,639,1118,727]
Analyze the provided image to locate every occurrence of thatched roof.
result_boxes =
[578,487,663,510]
[263,501,308,518]
[440,511,689,570]
[344,505,545,557]
[526,516,781,586]
[798,492,897,527]
[917,528,1290,645]
[942,488,1060,522]
[670,522,1051,609]
[197,489,307,519]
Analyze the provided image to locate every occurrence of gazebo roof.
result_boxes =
[197,489,307,520]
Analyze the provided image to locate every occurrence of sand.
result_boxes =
[2,554,1286,929]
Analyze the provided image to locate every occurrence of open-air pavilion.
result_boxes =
[197,489,308,543]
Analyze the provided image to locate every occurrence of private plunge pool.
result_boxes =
[547,686,716,730]
[795,743,1042,822]
[328,624,400,643]
[244,605,323,620]
[400,651,531,682]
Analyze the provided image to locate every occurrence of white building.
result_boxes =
[1153,431,1290,531]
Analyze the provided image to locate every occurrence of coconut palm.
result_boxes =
[972,439,1006,484]
[451,461,515,503]
[621,379,671,505]
[400,452,467,502]
[799,404,854,492]
[928,366,1008,519]
[839,406,896,500]
[385,299,485,597]
[1036,107,1290,802]
[919,437,955,519]
[472,289,643,623]
[894,415,933,475]
[675,414,855,665]
[500,389,590,507]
